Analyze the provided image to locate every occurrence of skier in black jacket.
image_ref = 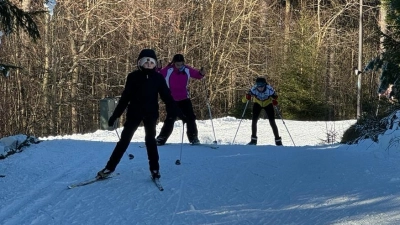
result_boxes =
[97,49,176,180]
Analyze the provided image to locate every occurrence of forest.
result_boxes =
[0,0,393,137]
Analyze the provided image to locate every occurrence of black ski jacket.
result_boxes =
[112,69,176,120]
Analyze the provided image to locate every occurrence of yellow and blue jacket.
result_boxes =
[242,84,278,107]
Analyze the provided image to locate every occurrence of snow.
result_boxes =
[1,116,400,225]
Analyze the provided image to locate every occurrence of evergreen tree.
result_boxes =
[381,0,400,101]
[365,0,400,101]
[0,0,44,76]
[0,0,41,40]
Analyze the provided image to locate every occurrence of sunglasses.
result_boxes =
[256,83,266,87]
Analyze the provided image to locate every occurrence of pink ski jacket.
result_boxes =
[158,65,204,101]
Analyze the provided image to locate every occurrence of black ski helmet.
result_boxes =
[255,77,267,87]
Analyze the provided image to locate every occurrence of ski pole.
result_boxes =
[273,106,296,146]
[202,76,218,144]
[114,128,120,139]
[115,128,134,160]
[206,101,218,144]
[175,123,185,165]
[232,100,250,144]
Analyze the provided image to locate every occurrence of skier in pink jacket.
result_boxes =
[156,54,205,145]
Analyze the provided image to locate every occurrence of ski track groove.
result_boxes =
[0,141,112,225]
[5,120,400,225]
[170,179,185,225]
[1,171,68,224]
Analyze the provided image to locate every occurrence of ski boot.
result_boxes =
[151,170,161,179]
[275,137,282,146]
[156,136,167,146]
[190,137,200,145]
[97,168,114,179]
[247,136,257,145]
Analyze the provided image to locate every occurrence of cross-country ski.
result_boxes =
[139,143,219,149]
[67,173,120,189]
[151,177,164,191]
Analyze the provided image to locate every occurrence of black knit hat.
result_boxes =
[255,77,267,87]
[137,49,157,62]
[172,54,185,62]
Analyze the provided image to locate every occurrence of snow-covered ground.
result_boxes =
[1,116,400,225]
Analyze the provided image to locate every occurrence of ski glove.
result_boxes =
[272,99,278,106]
[157,60,162,69]
[108,116,117,127]
[200,67,206,76]
[245,93,251,100]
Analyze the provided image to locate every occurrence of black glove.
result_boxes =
[108,116,117,127]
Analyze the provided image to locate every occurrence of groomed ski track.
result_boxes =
[2,138,400,225]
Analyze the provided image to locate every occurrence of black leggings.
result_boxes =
[251,103,280,139]
[158,98,198,142]
[106,116,159,171]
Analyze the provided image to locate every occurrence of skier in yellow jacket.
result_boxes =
[243,77,282,145]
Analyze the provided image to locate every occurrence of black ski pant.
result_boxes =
[158,98,198,142]
[251,103,280,139]
[106,116,159,171]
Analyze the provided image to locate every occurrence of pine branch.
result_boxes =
[0,0,42,41]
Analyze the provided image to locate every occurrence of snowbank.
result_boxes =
[379,110,400,151]
[0,135,40,159]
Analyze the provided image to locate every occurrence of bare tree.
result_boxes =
[0,0,384,137]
